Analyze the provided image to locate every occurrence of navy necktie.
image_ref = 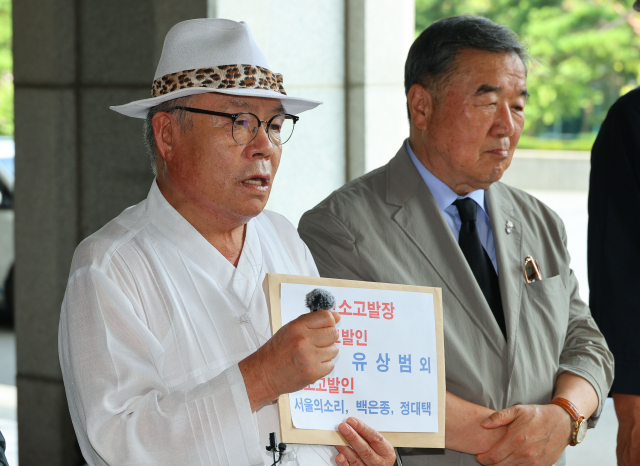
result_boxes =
[453,198,507,339]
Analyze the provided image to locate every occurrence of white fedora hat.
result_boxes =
[110,18,322,118]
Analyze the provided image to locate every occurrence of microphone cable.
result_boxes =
[266,432,286,466]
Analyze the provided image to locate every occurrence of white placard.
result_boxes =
[280,282,439,433]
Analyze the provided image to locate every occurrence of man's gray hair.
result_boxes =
[404,15,530,117]
[143,95,194,176]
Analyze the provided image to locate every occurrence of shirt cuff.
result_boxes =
[557,363,607,428]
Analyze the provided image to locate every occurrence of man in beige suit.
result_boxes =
[299,15,614,466]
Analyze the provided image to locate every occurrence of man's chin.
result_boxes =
[485,164,509,184]
[473,172,505,191]
[236,199,269,221]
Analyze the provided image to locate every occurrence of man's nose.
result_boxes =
[491,103,515,138]
[248,122,275,154]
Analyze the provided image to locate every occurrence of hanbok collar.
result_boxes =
[144,180,263,306]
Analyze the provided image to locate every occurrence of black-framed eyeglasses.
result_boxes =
[171,106,299,146]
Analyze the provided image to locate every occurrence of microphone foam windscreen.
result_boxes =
[305,288,336,312]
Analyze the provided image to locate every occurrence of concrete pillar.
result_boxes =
[13,1,207,464]
[211,0,348,226]
[347,0,415,180]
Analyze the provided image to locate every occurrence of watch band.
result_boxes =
[548,397,586,446]
[548,397,582,422]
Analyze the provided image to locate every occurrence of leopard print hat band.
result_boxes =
[151,64,286,98]
[111,19,321,118]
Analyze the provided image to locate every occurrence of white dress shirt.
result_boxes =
[406,140,498,273]
[59,181,336,466]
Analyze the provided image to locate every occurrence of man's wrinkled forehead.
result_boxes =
[447,50,527,90]
[222,97,285,115]
[187,92,286,115]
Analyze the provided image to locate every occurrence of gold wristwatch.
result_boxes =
[548,397,587,446]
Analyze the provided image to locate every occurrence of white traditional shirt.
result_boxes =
[58,181,337,466]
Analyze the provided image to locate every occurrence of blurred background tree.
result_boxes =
[0,0,12,136]
[416,0,640,150]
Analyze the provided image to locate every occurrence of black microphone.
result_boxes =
[266,432,287,465]
[305,288,336,312]
[268,432,276,452]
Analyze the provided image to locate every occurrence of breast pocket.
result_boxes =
[522,274,570,358]
[524,274,566,299]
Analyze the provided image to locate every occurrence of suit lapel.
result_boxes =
[387,146,506,354]
[485,184,524,364]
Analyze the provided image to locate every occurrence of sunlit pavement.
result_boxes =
[0,327,16,466]
[0,386,16,466]
[0,190,620,465]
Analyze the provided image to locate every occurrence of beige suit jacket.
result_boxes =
[298,144,614,466]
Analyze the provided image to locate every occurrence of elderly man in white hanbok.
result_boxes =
[58,19,396,466]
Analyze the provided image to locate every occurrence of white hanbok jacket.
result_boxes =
[59,182,336,466]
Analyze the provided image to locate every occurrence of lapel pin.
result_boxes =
[505,220,514,234]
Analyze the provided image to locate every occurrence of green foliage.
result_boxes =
[0,0,12,136]
[416,0,640,138]
[517,133,597,150]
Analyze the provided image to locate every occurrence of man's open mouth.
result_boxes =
[242,176,270,187]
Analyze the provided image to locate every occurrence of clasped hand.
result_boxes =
[475,404,572,466]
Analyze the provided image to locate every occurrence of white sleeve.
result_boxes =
[58,265,264,466]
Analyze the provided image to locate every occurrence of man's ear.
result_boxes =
[407,84,434,132]
[152,111,175,164]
